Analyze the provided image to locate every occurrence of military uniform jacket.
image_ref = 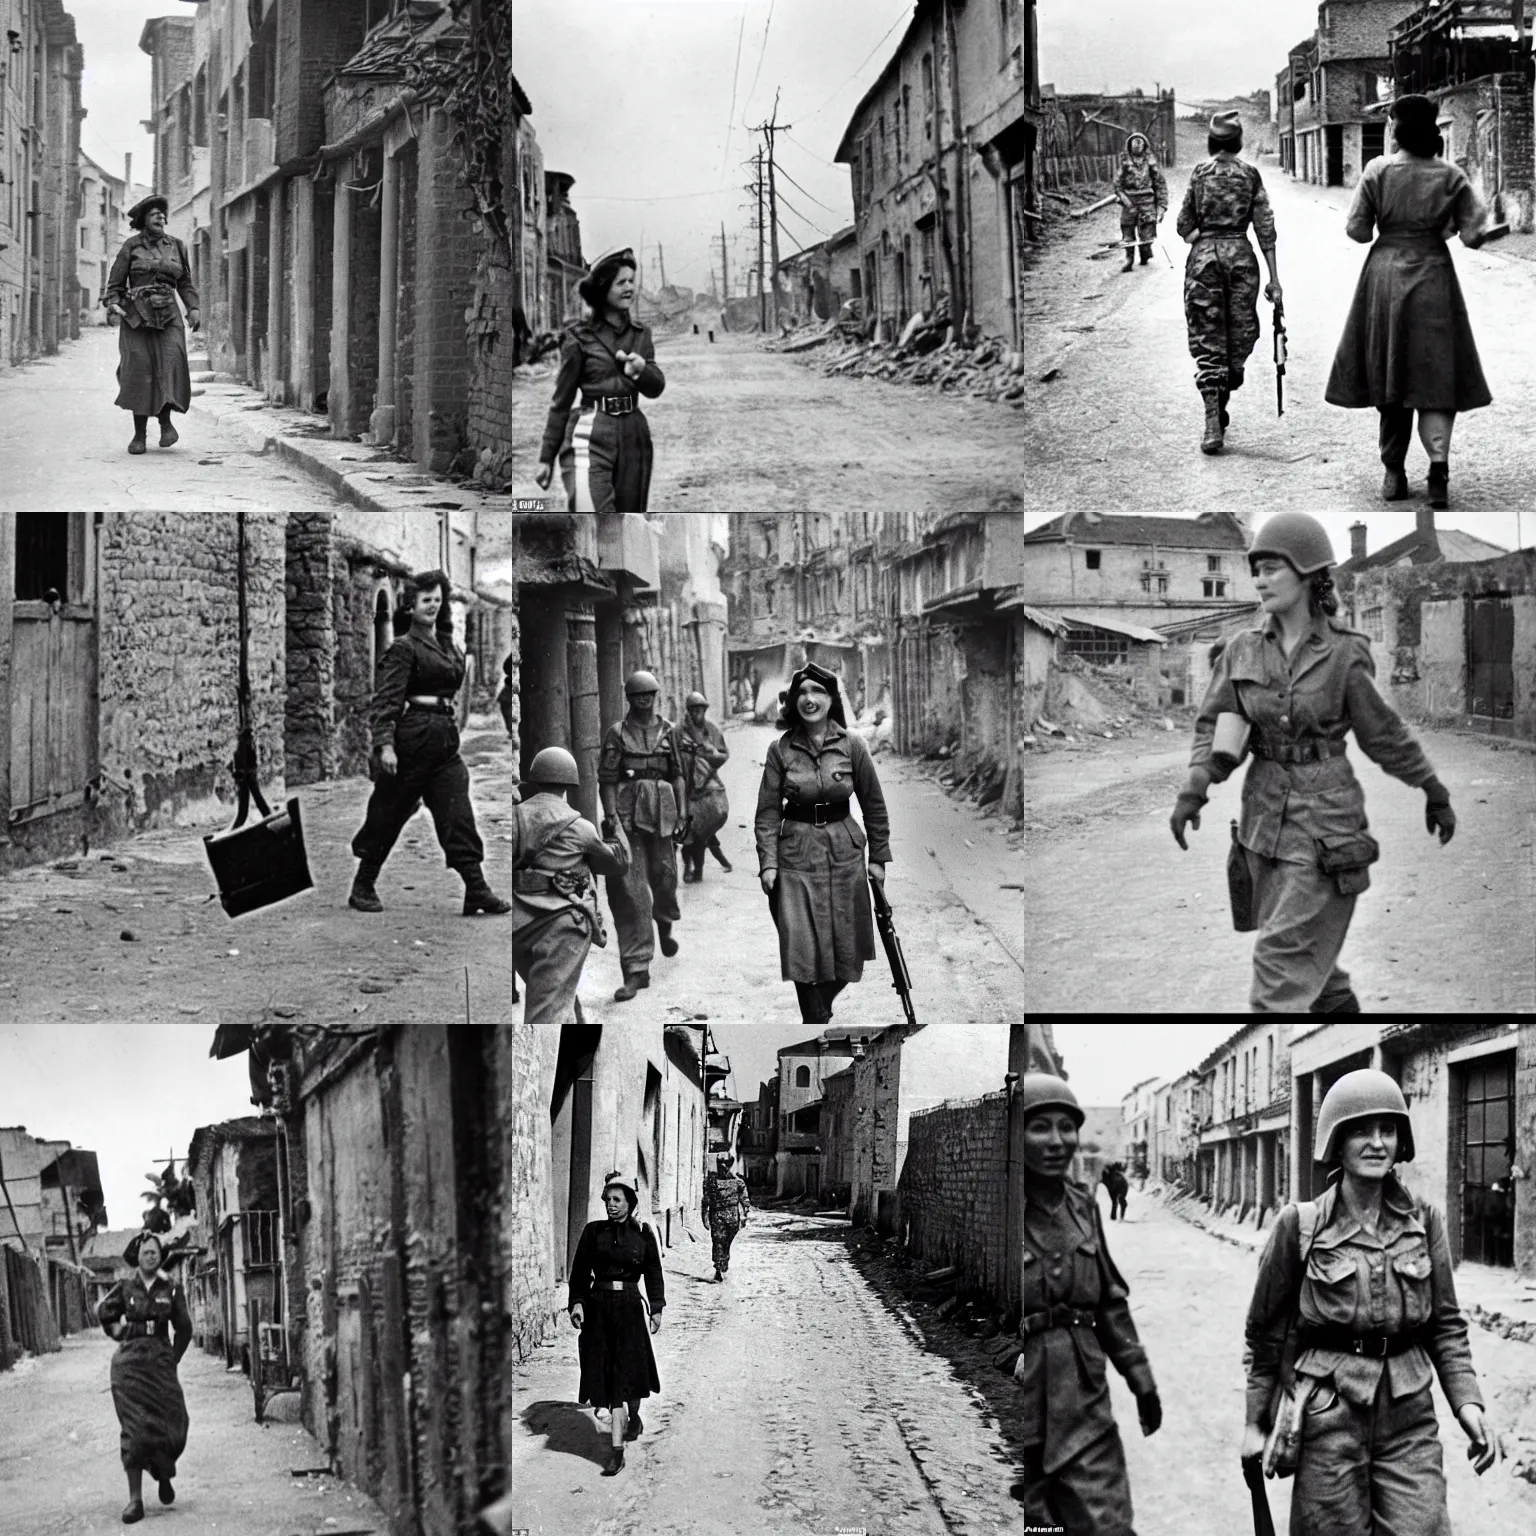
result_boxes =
[1191,611,1437,864]
[598,716,686,835]
[703,1171,750,1227]
[512,791,628,935]
[371,631,466,748]
[1175,157,1277,252]
[105,232,199,325]
[1014,1181,1156,1473]
[753,720,892,873]
[98,1271,192,1361]
[539,317,666,464]
[1244,1175,1482,1424]
[1113,156,1168,215]
[567,1217,666,1316]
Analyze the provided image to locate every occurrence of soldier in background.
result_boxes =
[702,1153,751,1283]
[679,691,732,883]
[1113,132,1168,272]
[513,747,630,1023]
[599,671,688,1001]
[1175,111,1282,455]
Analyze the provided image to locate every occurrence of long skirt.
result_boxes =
[576,1289,660,1409]
[560,405,653,513]
[115,317,192,416]
[770,818,875,983]
[110,1338,189,1479]
[1325,234,1491,411]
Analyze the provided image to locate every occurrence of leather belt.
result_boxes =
[405,697,454,714]
[1197,226,1250,236]
[621,767,669,780]
[1019,1303,1097,1338]
[1252,738,1347,764]
[593,1280,637,1292]
[1297,1325,1428,1358]
[120,1321,165,1340]
[589,395,636,415]
[781,800,849,828]
[514,869,590,897]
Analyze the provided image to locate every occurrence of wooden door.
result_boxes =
[1462,1055,1515,1267]
[1467,595,1514,719]
[10,514,96,823]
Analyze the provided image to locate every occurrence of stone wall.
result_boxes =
[1517,1022,1536,1279]
[98,512,287,828]
[899,1091,1013,1308]
[506,1020,555,1363]
[284,512,336,785]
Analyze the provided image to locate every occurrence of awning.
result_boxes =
[1013,603,1069,635]
[1056,611,1169,644]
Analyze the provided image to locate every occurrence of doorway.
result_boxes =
[1361,122,1385,168]
[1460,1054,1515,1267]
[549,1026,600,1281]
[1325,125,1344,187]
[1467,595,1514,720]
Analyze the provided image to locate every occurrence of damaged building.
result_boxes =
[1038,88,1177,189]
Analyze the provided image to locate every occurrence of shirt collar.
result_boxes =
[1261,607,1330,653]
[790,718,845,752]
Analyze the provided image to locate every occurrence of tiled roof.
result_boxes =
[336,2,464,78]
[1024,514,1248,550]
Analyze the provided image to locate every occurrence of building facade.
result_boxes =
[1195,1025,1294,1220]
[75,153,147,326]
[1151,1071,1201,1188]
[774,1029,865,1197]
[0,0,83,369]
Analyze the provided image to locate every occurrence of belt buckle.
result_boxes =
[813,803,828,827]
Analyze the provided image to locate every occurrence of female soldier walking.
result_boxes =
[1326,95,1494,508]
[97,1232,192,1524]
[755,663,890,1023]
[1006,1075,1160,1530]
[1242,1070,1498,1533]
[534,246,665,513]
[349,570,510,916]
[567,1172,665,1477]
[1170,513,1456,1012]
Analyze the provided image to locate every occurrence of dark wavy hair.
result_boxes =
[397,569,454,637]
[579,253,637,313]
[1310,569,1340,617]
[1209,131,1242,156]
[1393,120,1443,158]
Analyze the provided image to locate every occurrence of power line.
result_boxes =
[719,14,745,185]
[770,160,842,217]
[783,129,839,168]
[577,189,733,202]
[742,0,776,121]
[794,2,912,124]
[773,190,832,240]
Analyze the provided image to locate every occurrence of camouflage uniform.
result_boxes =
[1113,140,1168,257]
[702,1168,750,1275]
[1175,157,1277,394]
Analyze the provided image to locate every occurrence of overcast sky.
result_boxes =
[1023,511,1534,565]
[0,1026,259,1235]
[515,0,1319,295]
[69,2,179,186]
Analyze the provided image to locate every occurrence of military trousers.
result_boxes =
[1184,234,1262,394]
[514,910,591,1025]
[710,1218,741,1274]
[1246,847,1358,1013]
[606,827,680,973]
[1120,208,1157,251]
[1014,1424,1136,1536]
[351,712,485,872]
[1291,1379,1450,1536]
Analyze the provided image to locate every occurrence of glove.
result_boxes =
[1423,778,1456,845]
[673,816,692,845]
[1170,792,1206,851]
[1137,1389,1163,1436]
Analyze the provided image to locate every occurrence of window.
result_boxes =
[921,54,934,142]
[1085,550,1101,570]
[879,114,888,175]
[1140,570,1169,595]
[795,1065,810,1088]
[1363,606,1384,642]
[1202,578,1228,598]
[902,85,912,161]
[893,94,902,166]
[862,136,874,199]
[14,514,73,601]
[1207,555,1222,572]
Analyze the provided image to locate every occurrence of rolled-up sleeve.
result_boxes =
[1344,639,1436,787]
[1244,1204,1302,1427]
[1424,1205,1484,1414]
[754,741,786,872]
[1189,644,1243,776]
[850,734,891,864]
[371,640,415,749]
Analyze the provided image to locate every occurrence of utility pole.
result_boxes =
[751,90,792,331]
[657,242,667,290]
[720,220,729,302]
[754,146,767,331]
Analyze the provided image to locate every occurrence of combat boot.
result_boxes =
[624,1412,644,1442]
[1310,988,1362,1015]
[349,862,384,913]
[1138,243,1152,265]
[657,920,679,957]
[460,864,511,916]
[614,971,650,1002]
[1427,461,1449,509]
[1382,466,1409,501]
[1121,247,1135,272]
[1217,388,1231,429]
[1200,392,1224,455]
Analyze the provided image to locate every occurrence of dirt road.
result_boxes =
[538,719,1027,1027]
[0,1333,385,1536]
[1022,725,1536,1013]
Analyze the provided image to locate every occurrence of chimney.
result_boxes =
[1349,521,1367,562]
[1416,509,1436,540]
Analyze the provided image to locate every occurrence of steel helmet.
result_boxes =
[1248,513,1337,577]
[525,746,581,787]
[625,669,661,696]
[1314,1069,1416,1164]
[685,691,708,708]
[1018,1073,1084,1129]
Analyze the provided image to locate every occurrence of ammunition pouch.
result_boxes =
[1228,821,1256,932]
[1316,832,1380,897]
[129,283,179,331]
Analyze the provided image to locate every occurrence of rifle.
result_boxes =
[869,879,917,1026]
[1242,1456,1277,1536]
[1272,298,1287,417]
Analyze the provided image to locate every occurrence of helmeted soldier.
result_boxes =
[679,690,732,884]
[1175,110,1282,454]
[1004,1073,1160,1525]
[701,1153,751,1282]
[1170,513,1456,1013]
[599,671,689,1001]
[1243,1070,1498,1533]
[513,746,630,1023]
[1113,131,1168,272]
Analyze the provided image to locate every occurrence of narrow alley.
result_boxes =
[0,1332,387,1536]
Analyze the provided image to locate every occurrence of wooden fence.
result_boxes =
[1040,153,1125,190]
[1,1244,63,1368]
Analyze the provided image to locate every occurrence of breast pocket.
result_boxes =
[1304,1247,1360,1325]
[1391,1241,1434,1327]
[1071,1238,1103,1306]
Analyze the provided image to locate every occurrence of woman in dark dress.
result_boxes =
[1325,94,1493,508]
[534,245,665,513]
[96,1232,192,1524]
[104,196,200,456]
[755,663,891,1023]
[567,1171,665,1477]
[349,569,510,916]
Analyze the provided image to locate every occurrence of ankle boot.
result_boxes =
[657,919,679,957]
[158,411,178,448]
[1427,461,1449,509]
[461,863,511,916]
[349,862,384,913]
[1200,392,1224,455]
[1381,465,1409,501]
[1139,243,1152,265]
[121,1499,144,1525]
[157,1478,175,1506]
[1217,388,1230,429]
[614,971,650,1002]
[1121,248,1135,272]
[128,414,148,455]
[601,1446,625,1476]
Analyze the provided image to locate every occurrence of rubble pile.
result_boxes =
[1027,657,1180,748]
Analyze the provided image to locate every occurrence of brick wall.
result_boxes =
[276,0,369,163]
[330,541,387,776]
[1434,74,1534,233]
[900,1091,1012,1308]
[1517,1023,1536,1278]
[466,125,515,487]
[344,180,383,437]
[97,512,286,828]
[1318,0,1419,62]
[283,512,336,785]
[396,144,420,452]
